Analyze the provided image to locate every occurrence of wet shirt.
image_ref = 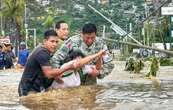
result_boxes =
[4,51,14,69]
[0,51,5,69]
[51,60,81,89]
[57,38,64,49]
[18,47,53,96]
[51,35,114,85]
[18,49,29,66]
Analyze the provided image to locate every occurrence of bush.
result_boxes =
[160,58,173,66]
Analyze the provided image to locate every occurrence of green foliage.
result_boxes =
[125,57,144,74]
[43,15,54,28]
[134,60,144,73]
[146,57,159,77]
[2,0,25,17]
[160,58,173,66]
[0,30,5,37]
[2,0,162,47]
[27,38,34,50]
[125,57,135,71]
[1,0,25,42]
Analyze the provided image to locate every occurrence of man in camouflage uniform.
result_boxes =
[51,23,114,85]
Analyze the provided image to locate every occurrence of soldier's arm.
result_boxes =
[95,57,103,70]
[97,59,114,79]
[74,50,105,68]
[97,44,114,79]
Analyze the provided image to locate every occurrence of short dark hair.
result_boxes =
[55,20,67,29]
[82,23,97,34]
[63,49,85,63]
[44,30,57,39]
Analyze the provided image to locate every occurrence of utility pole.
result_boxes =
[24,3,37,49]
[0,16,2,33]
[144,1,150,46]
[104,38,173,56]
[33,28,36,48]
[88,4,143,45]
[24,3,28,48]
[102,25,106,38]
[0,0,3,33]
[24,4,27,29]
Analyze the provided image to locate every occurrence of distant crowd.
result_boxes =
[0,42,29,70]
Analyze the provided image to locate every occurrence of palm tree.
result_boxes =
[43,15,54,29]
[157,17,168,50]
[144,20,153,46]
[1,0,25,54]
[43,6,57,29]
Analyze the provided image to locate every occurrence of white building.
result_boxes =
[36,0,50,6]
[98,0,109,5]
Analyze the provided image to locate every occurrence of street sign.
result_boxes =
[161,7,173,15]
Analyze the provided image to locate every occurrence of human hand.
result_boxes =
[55,76,64,84]
[72,58,82,69]
[97,50,106,57]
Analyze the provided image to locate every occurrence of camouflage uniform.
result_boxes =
[51,35,114,85]
[57,38,64,48]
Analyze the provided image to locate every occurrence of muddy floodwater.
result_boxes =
[1,61,173,110]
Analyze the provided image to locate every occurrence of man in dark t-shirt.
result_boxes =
[18,30,76,96]
[0,45,5,69]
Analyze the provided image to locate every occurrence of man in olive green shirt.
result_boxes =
[55,20,69,48]
[51,23,114,85]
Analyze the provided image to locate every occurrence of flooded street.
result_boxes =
[1,0,173,109]
[0,69,29,110]
[1,61,173,110]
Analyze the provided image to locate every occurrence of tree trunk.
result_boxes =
[14,20,21,57]
[159,31,167,50]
